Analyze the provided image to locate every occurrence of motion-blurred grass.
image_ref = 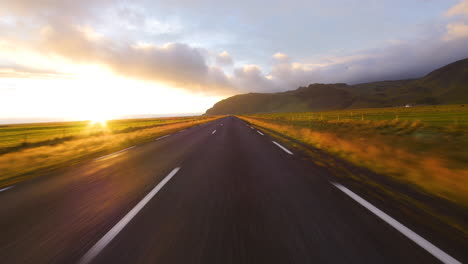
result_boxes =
[240,104,468,205]
[0,117,200,153]
[0,116,220,187]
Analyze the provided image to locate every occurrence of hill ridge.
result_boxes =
[205,58,468,115]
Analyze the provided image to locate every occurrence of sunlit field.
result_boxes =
[240,104,468,206]
[250,104,468,126]
[0,117,203,153]
[0,116,221,187]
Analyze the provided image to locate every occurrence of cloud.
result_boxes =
[0,0,238,94]
[0,63,69,79]
[445,0,468,17]
[444,0,468,41]
[1,20,234,94]
[232,64,275,92]
[0,0,113,20]
[1,0,468,97]
[215,51,233,66]
[272,52,289,62]
[444,23,468,40]
[260,1,468,89]
[269,34,468,88]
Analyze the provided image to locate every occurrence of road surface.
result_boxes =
[0,116,464,263]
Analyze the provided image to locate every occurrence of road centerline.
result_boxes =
[78,167,181,264]
[212,130,217,135]
[332,182,461,264]
[272,141,294,155]
[257,131,264,136]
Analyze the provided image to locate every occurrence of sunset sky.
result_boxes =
[1,0,468,123]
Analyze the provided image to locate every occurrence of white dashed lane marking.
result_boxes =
[78,167,181,264]
[332,183,461,264]
[272,141,293,155]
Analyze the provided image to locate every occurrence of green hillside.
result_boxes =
[206,58,468,115]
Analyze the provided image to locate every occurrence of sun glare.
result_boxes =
[89,118,107,126]
[0,66,224,123]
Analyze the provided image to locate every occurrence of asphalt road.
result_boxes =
[0,116,464,264]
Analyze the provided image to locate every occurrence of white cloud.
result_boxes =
[268,34,468,88]
[272,52,289,62]
[444,23,468,40]
[444,1,468,41]
[233,64,275,92]
[0,0,467,97]
[215,51,233,66]
[445,0,468,17]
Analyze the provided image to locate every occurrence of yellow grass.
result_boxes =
[240,116,468,205]
[0,116,221,186]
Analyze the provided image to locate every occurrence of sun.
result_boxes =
[89,117,107,126]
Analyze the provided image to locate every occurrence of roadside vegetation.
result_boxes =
[0,117,203,154]
[0,116,220,187]
[240,104,468,206]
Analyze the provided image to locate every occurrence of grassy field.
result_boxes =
[240,104,468,205]
[254,104,467,126]
[0,117,202,153]
[0,116,220,187]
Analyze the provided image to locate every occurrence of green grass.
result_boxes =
[0,115,221,187]
[252,104,468,127]
[241,104,468,205]
[0,117,201,153]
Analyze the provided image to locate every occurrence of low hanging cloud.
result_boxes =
[264,0,468,90]
[269,36,468,89]
[248,0,468,91]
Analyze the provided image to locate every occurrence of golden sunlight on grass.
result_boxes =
[239,105,468,206]
[89,118,108,126]
[0,116,222,187]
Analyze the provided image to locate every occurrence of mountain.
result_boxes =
[205,58,468,115]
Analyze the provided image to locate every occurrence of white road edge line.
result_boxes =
[78,167,181,264]
[257,131,264,136]
[0,186,14,192]
[332,182,461,264]
[272,141,293,155]
[94,146,136,161]
[212,130,217,135]
[155,134,170,141]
